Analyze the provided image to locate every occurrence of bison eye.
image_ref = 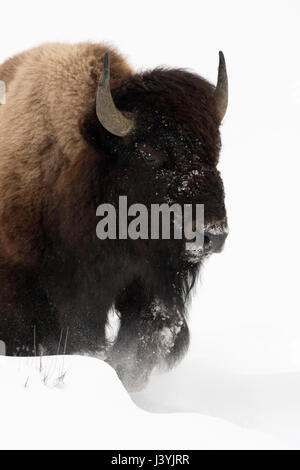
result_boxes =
[139,145,166,168]
[144,153,155,162]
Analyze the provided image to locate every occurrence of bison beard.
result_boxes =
[0,43,228,390]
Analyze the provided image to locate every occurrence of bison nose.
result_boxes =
[204,229,228,254]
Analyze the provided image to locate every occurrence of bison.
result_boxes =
[0,43,228,390]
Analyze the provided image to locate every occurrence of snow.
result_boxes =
[0,355,285,450]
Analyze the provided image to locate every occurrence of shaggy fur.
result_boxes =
[0,42,227,390]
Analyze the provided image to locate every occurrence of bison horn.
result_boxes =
[215,51,228,121]
[96,52,134,137]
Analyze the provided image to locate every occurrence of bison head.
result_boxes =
[84,52,228,270]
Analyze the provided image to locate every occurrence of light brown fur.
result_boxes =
[0,43,133,266]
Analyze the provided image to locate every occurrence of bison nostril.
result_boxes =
[203,235,211,250]
[204,230,227,253]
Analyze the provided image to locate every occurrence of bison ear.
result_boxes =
[80,110,108,151]
[215,51,228,122]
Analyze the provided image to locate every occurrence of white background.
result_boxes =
[1,0,300,447]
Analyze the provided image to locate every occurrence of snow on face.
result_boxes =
[149,300,184,357]
[158,320,184,355]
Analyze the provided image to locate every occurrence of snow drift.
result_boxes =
[0,355,284,450]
